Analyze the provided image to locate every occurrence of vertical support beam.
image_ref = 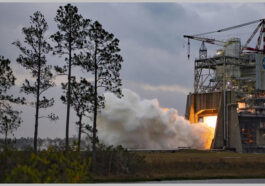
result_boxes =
[227,91,243,153]
[223,57,227,147]
[194,61,198,93]
[263,21,265,52]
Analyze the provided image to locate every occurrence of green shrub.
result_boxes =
[5,147,92,183]
[6,165,41,183]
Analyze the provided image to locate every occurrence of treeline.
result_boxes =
[0,137,88,151]
[0,3,123,169]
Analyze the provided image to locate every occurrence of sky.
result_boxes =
[1,2,265,139]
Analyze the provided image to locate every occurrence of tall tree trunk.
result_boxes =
[34,38,41,153]
[66,17,72,152]
[66,41,72,152]
[78,114,82,152]
[92,42,98,171]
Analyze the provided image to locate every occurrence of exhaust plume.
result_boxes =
[97,89,214,150]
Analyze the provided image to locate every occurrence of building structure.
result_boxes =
[184,19,265,152]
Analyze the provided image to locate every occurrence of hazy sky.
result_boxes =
[1,2,265,139]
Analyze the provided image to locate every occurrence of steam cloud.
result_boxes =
[97,89,214,150]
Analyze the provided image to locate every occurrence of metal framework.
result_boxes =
[194,55,255,94]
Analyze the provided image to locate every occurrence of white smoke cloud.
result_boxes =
[97,89,214,150]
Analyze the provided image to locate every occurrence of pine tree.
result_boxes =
[61,77,96,151]
[51,4,90,151]
[0,56,24,146]
[77,20,123,169]
[13,11,56,152]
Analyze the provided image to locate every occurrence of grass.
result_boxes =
[2,148,265,183]
[94,149,265,182]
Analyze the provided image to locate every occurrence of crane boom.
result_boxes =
[241,22,262,53]
[194,19,263,37]
[184,35,226,46]
[256,22,264,50]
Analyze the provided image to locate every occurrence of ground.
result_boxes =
[94,149,265,183]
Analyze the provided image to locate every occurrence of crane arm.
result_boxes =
[216,19,262,33]
[194,19,263,36]
[256,21,264,50]
[184,35,226,46]
[241,22,262,53]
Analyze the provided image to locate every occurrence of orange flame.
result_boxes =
[202,116,217,149]
[201,126,215,149]
[203,116,217,128]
